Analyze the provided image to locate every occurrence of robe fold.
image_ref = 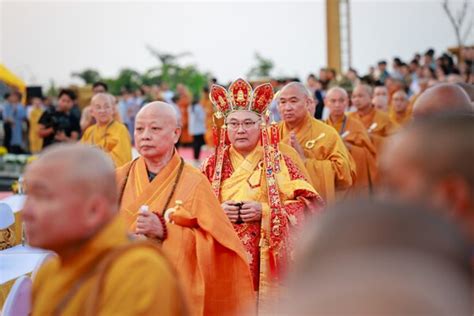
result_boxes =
[81,120,132,167]
[278,113,355,202]
[325,115,377,194]
[116,151,255,316]
[32,216,185,316]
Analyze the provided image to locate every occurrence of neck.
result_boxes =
[97,119,113,127]
[144,148,175,174]
[358,105,373,116]
[330,113,344,123]
[395,110,406,118]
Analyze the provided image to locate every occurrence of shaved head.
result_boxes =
[413,83,473,118]
[33,144,118,204]
[137,101,180,128]
[91,92,114,106]
[326,86,348,99]
[280,81,313,99]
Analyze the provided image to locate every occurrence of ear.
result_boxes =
[83,195,109,231]
[173,126,182,144]
[435,176,471,218]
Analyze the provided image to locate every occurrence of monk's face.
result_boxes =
[351,86,372,111]
[278,85,311,126]
[392,92,408,113]
[22,161,91,251]
[226,111,261,154]
[91,95,114,125]
[372,96,388,112]
[134,108,181,159]
[379,135,432,203]
[374,87,388,98]
[325,90,348,117]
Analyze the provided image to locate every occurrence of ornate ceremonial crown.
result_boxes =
[209,78,274,118]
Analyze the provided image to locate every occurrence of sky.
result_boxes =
[1,0,472,87]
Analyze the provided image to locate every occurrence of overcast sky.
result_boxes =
[1,0,472,87]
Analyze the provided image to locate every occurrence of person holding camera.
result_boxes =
[38,89,81,149]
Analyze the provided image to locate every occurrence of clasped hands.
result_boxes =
[134,209,165,240]
[221,200,262,223]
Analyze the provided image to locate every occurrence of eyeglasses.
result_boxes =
[226,120,259,131]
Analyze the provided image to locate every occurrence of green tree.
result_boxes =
[247,53,274,80]
[71,69,101,84]
[104,68,142,95]
[46,79,59,98]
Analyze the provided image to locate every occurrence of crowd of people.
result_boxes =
[1,46,474,315]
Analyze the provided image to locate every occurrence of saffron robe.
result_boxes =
[116,151,255,316]
[28,107,44,153]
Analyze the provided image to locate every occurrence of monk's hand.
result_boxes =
[240,201,262,223]
[135,210,164,240]
[290,132,306,161]
[221,200,240,223]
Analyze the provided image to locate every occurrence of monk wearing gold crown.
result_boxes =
[278,82,355,202]
[116,101,255,316]
[201,79,322,311]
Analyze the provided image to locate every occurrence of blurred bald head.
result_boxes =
[413,83,472,119]
[457,82,474,102]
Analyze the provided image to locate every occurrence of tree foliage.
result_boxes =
[247,52,274,80]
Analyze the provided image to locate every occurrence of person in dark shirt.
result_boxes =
[38,89,81,149]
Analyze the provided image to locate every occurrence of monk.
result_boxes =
[412,83,473,119]
[200,86,215,147]
[324,87,377,194]
[379,115,474,240]
[81,93,132,167]
[24,144,185,316]
[28,97,44,153]
[389,90,412,126]
[349,84,398,153]
[117,101,255,316]
[457,82,474,104]
[201,79,322,310]
[278,82,355,202]
[372,95,389,112]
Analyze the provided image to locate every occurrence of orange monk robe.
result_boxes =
[202,145,321,294]
[32,216,185,316]
[81,120,132,167]
[117,151,255,316]
[348,107,399,154]
[325,115,377,194]
[28,106,44,153]
[200,94,215,147]
[278,113,355,202]
[389,109,412,126]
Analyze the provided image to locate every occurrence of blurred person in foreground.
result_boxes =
[379,114,474,240]
[283,198,472,315]
[24,144,186,315]
[116,101,254,315]
[81,93,132,167]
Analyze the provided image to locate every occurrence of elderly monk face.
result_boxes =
[325,88,348,117]
[134,102,181,160]
[351,85,372,111]
[278,84,312,126]
[392,90,409,113]
[226,110,261,155]
[91,94,114,125]
[374,86,388,98]
[373,96,389,112]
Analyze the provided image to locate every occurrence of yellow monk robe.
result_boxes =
[117,151,255,316]
[81,120,132,167]
[325,115,377,194]
[28,106,44,153]
[202,145,321,295]
[348,107,399,154]
[278,113,355,202]
[32,216,185,316]
[389,108,412,126]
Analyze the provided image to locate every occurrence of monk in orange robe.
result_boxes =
[117,101,255,316]
[176,84,193,145]
[278,82,355,202]
[349,84,398,153]
[324,87,377,194]
[389,90,412,126]
[24,144,185,316]
[200,86,215,147]
[201,79,322,312]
